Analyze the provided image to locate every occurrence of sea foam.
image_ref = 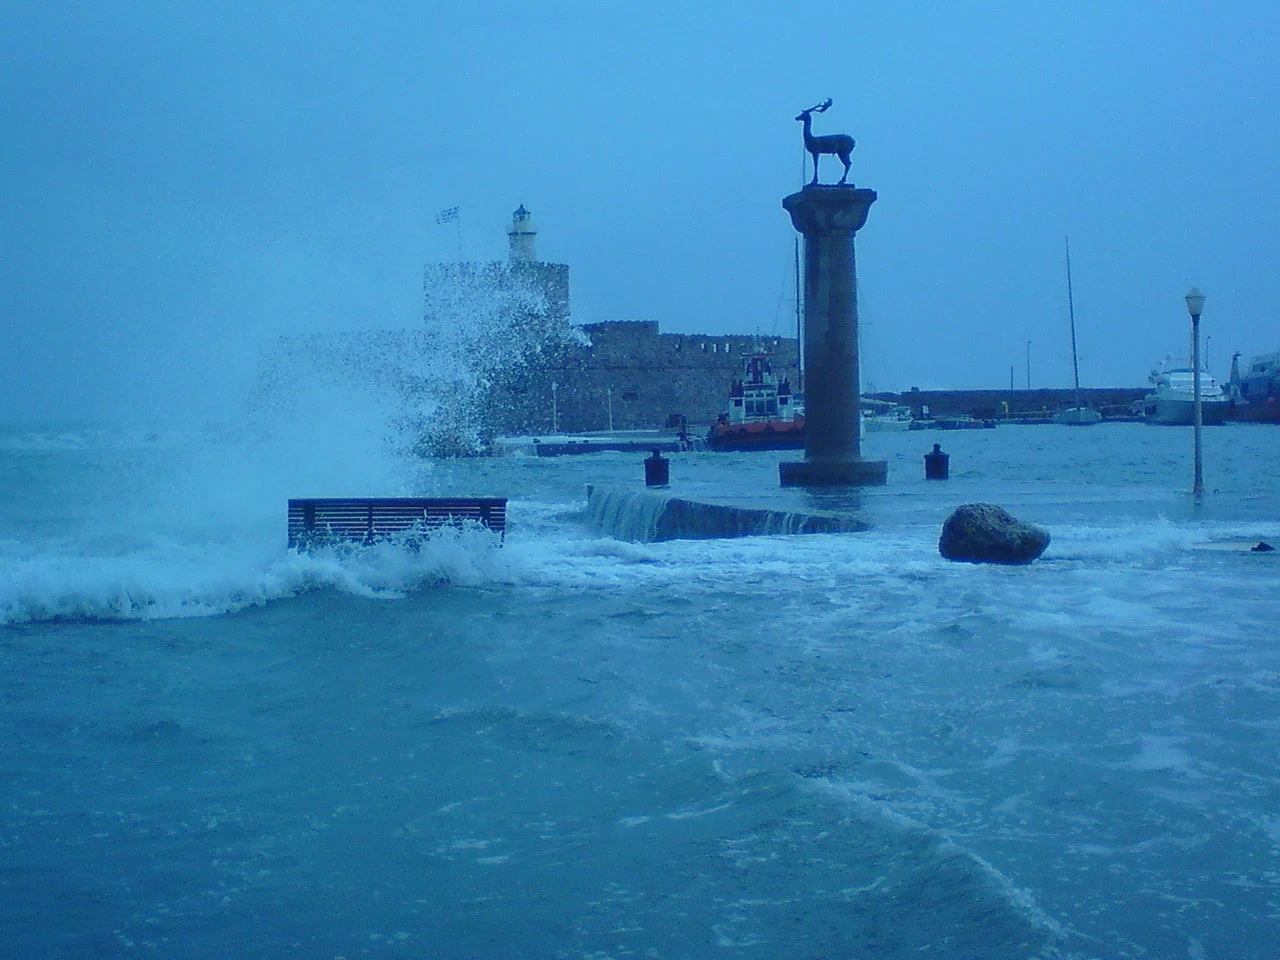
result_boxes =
[0,525,506,625]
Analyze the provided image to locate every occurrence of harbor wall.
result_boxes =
[888,387,1148,421]
[250,320,1148,440]
[514,328,1147,431]
[252,259,1148,438]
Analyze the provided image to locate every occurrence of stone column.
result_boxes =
[778,185,888,487]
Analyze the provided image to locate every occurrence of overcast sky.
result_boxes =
[3,0,1278,423]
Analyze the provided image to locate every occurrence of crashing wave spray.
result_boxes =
[416,259,586,454]
[247,223,585,457]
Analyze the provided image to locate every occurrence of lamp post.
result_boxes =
[1184,287,1206,498]
[551,381,559,434]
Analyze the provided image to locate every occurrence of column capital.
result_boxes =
[782,185,877,235]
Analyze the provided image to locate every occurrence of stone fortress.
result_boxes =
[248,205,798,449]
[427,205,799,438]
[497,320,799,436]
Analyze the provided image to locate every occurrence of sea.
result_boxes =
[3,416,1279,960]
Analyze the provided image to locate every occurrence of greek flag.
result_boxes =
[435,206,459,224]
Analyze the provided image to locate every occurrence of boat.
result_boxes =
[907,414,997,431]
[1055,406,1102,425]
[1228,349,1280,422]
[1136,356,1230,425]
[707,352,805,451]
[861,403,913,432]
[490,431,695,456]
[1053,237,1102,426]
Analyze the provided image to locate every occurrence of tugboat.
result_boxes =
[707,352,805,451]
[1228,349,1280,422]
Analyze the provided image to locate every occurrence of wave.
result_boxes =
[1041,515,1280,562]
[384,704,1064,958]
[5,477,1272,627]
[0,525,507,626]
[0,425,172,453]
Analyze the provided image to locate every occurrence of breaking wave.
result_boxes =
[0,525,507,626]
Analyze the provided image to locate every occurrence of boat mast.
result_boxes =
[794,237,804,392]
[1065,236,1083,409]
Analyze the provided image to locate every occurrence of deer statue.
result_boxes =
[795,98,855,185]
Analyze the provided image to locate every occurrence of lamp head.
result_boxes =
[1185,287,1206,318]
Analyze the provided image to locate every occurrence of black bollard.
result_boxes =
[924,443,949,480]
[644,448,670,487]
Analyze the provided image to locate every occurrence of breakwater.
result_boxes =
[879,387,1147,421]
[585,484,867,542]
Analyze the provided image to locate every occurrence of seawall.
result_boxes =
[882,387,1147,420]
[585,485,867,542]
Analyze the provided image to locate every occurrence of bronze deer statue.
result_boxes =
[796,98,854,185]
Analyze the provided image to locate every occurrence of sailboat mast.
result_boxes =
[794,237,804,392]
[1066,236,1082,406]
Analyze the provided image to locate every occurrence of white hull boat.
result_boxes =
[861,405,913,432]
[1055,406,1102,426]
[1138,360,1230,425]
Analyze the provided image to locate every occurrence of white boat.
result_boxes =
[861,404,913,432]
[1055,405,1102,426]
[1052,238,1102,426]
[1137,357,1230,425]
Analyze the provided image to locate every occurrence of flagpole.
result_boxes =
[435,206,462,260]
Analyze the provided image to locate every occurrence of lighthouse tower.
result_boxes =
[507,204,538,263]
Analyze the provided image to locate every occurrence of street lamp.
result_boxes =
[1184,287,1206,498]
[551,381,559,434]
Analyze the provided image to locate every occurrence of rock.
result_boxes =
[938,503,1050,565]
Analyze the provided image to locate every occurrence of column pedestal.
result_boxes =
[779,184,887,487]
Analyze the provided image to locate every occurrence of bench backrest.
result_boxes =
[288,497,507,548]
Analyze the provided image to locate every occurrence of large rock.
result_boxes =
[938,503,1050,565]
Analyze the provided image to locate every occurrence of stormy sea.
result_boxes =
[3,416,1279,959]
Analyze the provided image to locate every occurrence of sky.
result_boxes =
[3,0,1278,423]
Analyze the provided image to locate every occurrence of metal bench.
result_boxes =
[287,497,507,549]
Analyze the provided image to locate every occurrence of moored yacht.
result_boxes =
[1137,357,1230,425]
[861,402,913,432]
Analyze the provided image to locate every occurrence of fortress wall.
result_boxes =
[503,322,801,433]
